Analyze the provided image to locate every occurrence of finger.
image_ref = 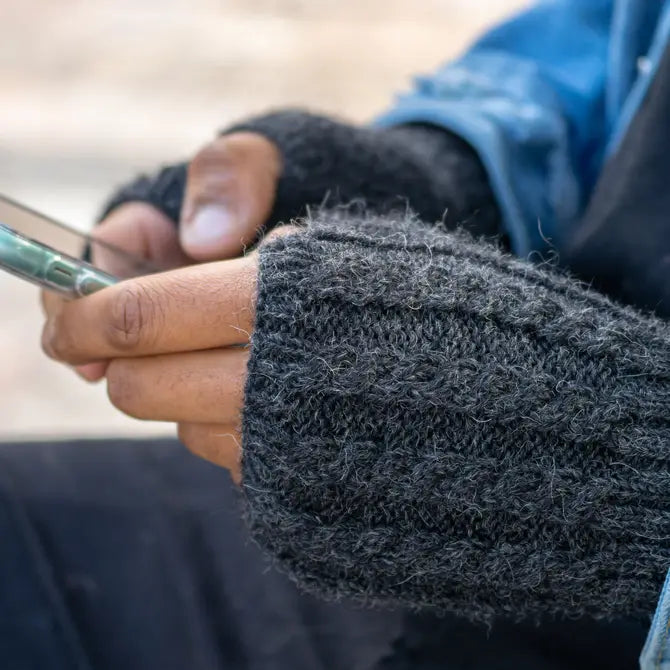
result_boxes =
[177,422,242,483]
[106,348,249,423]
[42,254,257,365]
[42,204,186,378]
[180,132,281,261]
[41,293,108,379]
[91,202,190,276]
[75,362,109,382]
[42,204,184,316]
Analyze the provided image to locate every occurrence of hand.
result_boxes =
[41,247,264,484]
[41,131,281,381]
[93,131,282,266]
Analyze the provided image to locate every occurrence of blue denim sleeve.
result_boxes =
[640,568,670,670]
[375,0,614,256]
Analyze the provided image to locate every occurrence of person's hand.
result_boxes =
[41,131,282,381]
[93,131,282,266]
[41,246,267,483]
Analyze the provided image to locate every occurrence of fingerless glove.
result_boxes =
[242,209,670,622]
[100,110,501,238]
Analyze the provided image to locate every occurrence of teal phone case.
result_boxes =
[0,223,118,297]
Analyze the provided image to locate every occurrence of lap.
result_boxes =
[0,437,647,670]
[0,438,400,670]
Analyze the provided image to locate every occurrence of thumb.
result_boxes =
[180,132,281,261]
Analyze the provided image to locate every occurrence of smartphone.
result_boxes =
[0,194,153,298]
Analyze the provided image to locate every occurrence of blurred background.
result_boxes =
[0,0,526,439]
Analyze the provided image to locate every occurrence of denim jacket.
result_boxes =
[377,0,670,258]
[376,2,670,667]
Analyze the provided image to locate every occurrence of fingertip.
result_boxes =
[93,203,187,274]
[75,362,109,382]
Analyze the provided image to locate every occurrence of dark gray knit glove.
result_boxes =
[225,110,500,236]
[242,209,670,622]
[99,110,500,238]
[100,162,188,225]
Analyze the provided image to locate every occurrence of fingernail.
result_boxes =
[182,204,235,250]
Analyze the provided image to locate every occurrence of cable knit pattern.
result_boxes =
[242,209,670,622]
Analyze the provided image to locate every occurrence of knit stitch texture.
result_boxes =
[100,162,187,225]
[226,110,501,236]
[242,209,670,622]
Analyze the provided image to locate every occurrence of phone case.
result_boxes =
[0,223,118,297]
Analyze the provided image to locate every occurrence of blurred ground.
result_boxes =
[0,0,526,439]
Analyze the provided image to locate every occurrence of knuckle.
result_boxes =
[188,140,231,180]
[105,284,160,351]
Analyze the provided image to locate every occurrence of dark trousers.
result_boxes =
[0,438,646,669]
